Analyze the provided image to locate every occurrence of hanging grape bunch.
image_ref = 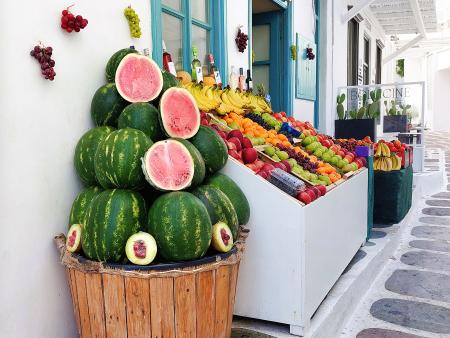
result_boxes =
[124,6,142,38]
[306,47,315,60]
[60,5,88,33]
[30,44,56,81]
[235,26,248,53]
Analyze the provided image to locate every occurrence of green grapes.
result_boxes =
[124,6,142,38]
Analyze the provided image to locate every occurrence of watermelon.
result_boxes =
[191,185,239,239]
[82,189,146,262]
[205,173,250,225]
[68,186,103,228]
[115,54,163,102]
[91,83,129,127]
[142,138,205,191]
[118,102,164,141]
[161,71,180,95]
[189,126,228,175]
[94,128,153,189]
[159,87,200,139]
[74,126,115,185]
[105,47,138,82]
[147,192,212,261]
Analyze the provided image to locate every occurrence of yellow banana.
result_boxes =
[375,144,382,157]
[383,143,391,157]
[227,89,245,108]
[385,157,392,171]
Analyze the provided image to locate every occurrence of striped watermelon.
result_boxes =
[82,189,146,262]
[68,186,103,228]
[91,83,129,127]
[189,126,228,175]
[205,173,250,225]
[118,103,164,141]
[147,191,212,261]
[74,126,115,185]
[105,47,138,82]
[94,128,153,189]
[191,185,239,238]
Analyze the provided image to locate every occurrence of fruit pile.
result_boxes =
[30,44,56,81]
[373,141,402,171]
[66,48,250,266]
[60,6,88,33]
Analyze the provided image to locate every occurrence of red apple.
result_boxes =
[218,131,227,140]
[317,185,327,196]
[210,124,220,131]
[228,150,241,160]
[312,186,322,199]
[273,162,287,172]
[280,160,292,173]
[255,160,266,170]
[261,163,275,172]
[306,189,316,201]
[227,141,237,151]
[227,130,244,142]
[246,163,258,172]
[241,137,253,149]
[298,191,312,205]
[201,118,209,126]
[227,137,242,151]
[242,148,258,164]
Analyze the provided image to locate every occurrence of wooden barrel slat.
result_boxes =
[225,264,239,335]
[214,266,231,338]
[74,270,92,338]
[195,271,215,338]
[125,277,152,338]
[103,274,127,338]
[174,275,197,338]
[85,273,106,338]
[150,277,175,338]
[67,269,82,336]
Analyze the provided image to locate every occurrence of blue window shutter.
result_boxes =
[296,34,317,101]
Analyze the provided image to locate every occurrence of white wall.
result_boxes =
[433,68,450,131]
[0,1,150,337]
[226,0,250,77]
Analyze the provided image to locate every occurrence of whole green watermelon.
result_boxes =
[68,186,103,228]
[82,189,146,262]
[94,128,153,189]
[118,103,164,141]
[189,126,228,175]
[147,192,212,261]
[105,48,139,82]
[191,185,239,239]
[91,83,129,127]
[74,126,115,185]
[174,138,206,187]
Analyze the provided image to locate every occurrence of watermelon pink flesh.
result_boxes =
[143,140,194,190]
[160,88,200,139]
[115,54,163,102]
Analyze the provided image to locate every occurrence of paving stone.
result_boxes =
[401,250,450,271]
[425,166,439,170]
[419,216,450,226]
[371,230,387,239]
[356,328,426,338]
[410,240,450,253]
[425,199,450,207]
[432,192,450,199]
[422,207,450,216]
[365,241,376,247]
[411,225,450,241]
[447,184,450,191]
[343,249,367,274]
[370,298,450,334]
[425,159,439,162]
[231,329,275,338]
[385,269,450,303]
[373,223,394,228]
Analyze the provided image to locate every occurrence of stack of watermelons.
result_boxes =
[66,47,250,265]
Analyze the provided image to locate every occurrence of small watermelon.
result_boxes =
[74,126,115,185]
[118,103,164,141]
[115,54,163,102]
[205,173,250,225]
[105,47,139,82]
[68,186,103,228]
[94,128,153,189]
[159,87,200,139]
[142,138,205,191]
[191,185,239,239]
[91,83,129,127]
[189,126,228,175]
[147,192,212,261]
[82,189,146,262]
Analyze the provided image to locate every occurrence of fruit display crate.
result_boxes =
[222,159,368,336]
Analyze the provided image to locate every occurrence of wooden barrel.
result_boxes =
[55,231,247,338]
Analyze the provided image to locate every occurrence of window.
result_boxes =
[375,43,382,84]
[363,36,370,85]
[151,0,226,82]
[347,18,359,86]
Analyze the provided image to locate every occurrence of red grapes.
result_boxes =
[235,28,248,53]
[61,6,88,33]
[30,44,56,81]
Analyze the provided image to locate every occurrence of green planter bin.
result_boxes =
[367,156,374,240]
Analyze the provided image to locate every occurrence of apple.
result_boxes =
[298,191,312,205]
[317,185,327,196]
[255,160,266,170]
[258,171,269,179]
[306,189,316,201]
[227,137,242,151]
[261,163,275,172]
[242,148,258,164]
[312,186,322,199]
[227,130,244,142]
[228,150,241,160]
[274,162,287,172]
[280,160,292,172]
[241,137,253,149]
[245,163,258,172]
[218,131,227,140]
[227,141,237,151]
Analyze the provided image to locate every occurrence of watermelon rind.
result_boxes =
[174,138,206,187]
[147,191,212,261]
[191,185,239,239]
[189,126,228,175]
[205,173,250,225]
[115,54,164,103]
[68,186,103,228]
[94,128,153,189]
[74,126,116,186]
[82,189,147,262]
[105,48,139,82]
[91,83,129,127]
[118,102,164,142]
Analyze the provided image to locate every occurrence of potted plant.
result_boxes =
[383,100,410,133]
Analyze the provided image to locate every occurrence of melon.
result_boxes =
[125,232,158,265]
[141,138,205,191]
[203,76,216,86]
[211,222,233,253]
[159,87,200,139]
[177,70,192,85]
[91,84,128,127]
[68,186,103,228]
[115,54,163,103]
[66,224,83,253]
[105,47,139,82]
[118,102,164,141]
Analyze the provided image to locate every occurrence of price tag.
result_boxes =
[168,62,177,76]
[195,66,203,83]
[213,71,222,85]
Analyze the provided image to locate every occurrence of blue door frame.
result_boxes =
[314,0,320,129]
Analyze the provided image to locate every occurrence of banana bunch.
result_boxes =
[374,142,391,157]
[184,83,220,112]
[390,154,402,170]
[245,92,272,113]
[220,89,246,115]
[374,157,393,171]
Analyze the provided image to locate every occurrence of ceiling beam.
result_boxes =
[410,0,427,37]
[383,34,424,64]
[342,0,377,24]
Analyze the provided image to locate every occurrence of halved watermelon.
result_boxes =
[141,139,205,191]
[115,54,163,103]
[159,87,200,139]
